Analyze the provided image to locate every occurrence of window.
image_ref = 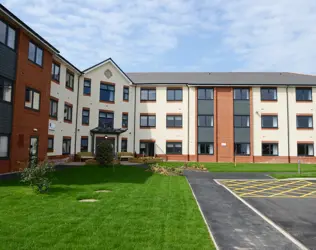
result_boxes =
[81,138,88,152]
[234,143,250,155]
[25,87,40,111]
[66,71,74,90]
[198,115,214,127]
[28,41,43,66]
[234,115,250,128]
[261,88,277,101]
[140,115,156,128]
[166,115,182,128]
[296,88,312,101]
[297,116,313,128]
[297,143,314,156]
[198,143,214,155]
[123,87,129,101]
[167,89,182,101]
[0,77,12,102]
[122,113,128,128]
[100,83,115,102]
[0,135,9,157]
[261,115,278,128]
[83,79,91,95]
[234,88,249,100]
[64,104,73,122]
[49,99,58,119]
[198,88,213,100]
[51,63,60,82]
[262,143,278,156]
[140,88,156,101]
[166,142,182,154]
[0,20,16,50]
[99,111,114,128]
[82,109,90,125]
[62,138,71,155]
[48,137,54,152]
[121,139,128,152]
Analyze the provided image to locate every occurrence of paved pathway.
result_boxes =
[184,171,300,250]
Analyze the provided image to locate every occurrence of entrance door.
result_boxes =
[29,136,38,167]
[140,142,155,157]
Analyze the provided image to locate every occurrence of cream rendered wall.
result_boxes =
[252,87,289,156]
[188,87,196,155]
[288,87,316,156]
[135,85,192,155]
[76,61,134,153]
[48,59,79,156]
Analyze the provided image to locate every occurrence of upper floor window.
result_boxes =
[123,87,129,101]
[83,79,91,95]
[166,115,182,128]
[297,143,314,157]
[122,113,128,128]
[28,41,43,66]
[0,20,16,50]
[49,99,58,119]
[234,143,250,155]
[167,88,182,101]
[64,103,73,122]
[261,115,278,128]
[51,62,60,82]
[261,87,277,101]
[121,139,128,152]
[0,135,9,158]
[82,109,90,125]
[100,83,115,102]
[262,143,278,156]
[166,142,182,154]
[99,111,114,128]
[297,115,313,129]
[198,115,214,127]
[66,71,74,90]
[0,77,12,103]
[296,88,312,101]
[81,138,88,152]
[234,88,249,100]
[234,115,249,128]
[141,88,156,101]
[198,88,213,100]
[198,142,214,155]
[140,114,156,128]
[25,87,40,111]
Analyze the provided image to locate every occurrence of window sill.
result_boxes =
[123,100,129,102]
[66,86,74,92]
[261,100,277,102]
[100,100,115,104]
[140,100,156,103]
[49,116,58,121]
[83,93,91,96]
[296,100,312,103]
[51,79,60,84]
[140,127,156,129]
[64,120,73,124]
[28,59,43,69]
[122,126,128,129]
[198,154,214,156]
[262,127,278,130]
[235,154,251,156]
[166,154,183,156]
[166,127,183,129]
[82,124,89,126]
[297,155,314,157]
[167,100,183,102]
[261,155,279,156]
[297,128,313,130]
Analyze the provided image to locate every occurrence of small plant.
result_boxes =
[20,161,55,193]
[96,141,114,166]
[148,164,184,176]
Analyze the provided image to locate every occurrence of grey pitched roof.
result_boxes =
[126,72,316,86]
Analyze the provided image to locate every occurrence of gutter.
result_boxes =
[133,85,137,154]
[286,86,290,163]
[74,73,82,156]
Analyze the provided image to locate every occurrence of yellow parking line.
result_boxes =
[234,181,279,191]
[224,180,265,187]
[239,181,302,197]
[269,182,314,197]
[301,189,316,197]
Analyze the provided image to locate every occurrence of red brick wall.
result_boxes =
[9,30,52,172]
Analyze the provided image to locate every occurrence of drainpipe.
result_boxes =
[133,85,137,155]
[74,73,82,157]
[286,85,290,163]
[187,84,190,162]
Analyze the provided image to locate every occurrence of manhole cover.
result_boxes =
[79,199,98,202]
[95,190,111,193]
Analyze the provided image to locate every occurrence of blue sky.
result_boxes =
[2,0,316,73]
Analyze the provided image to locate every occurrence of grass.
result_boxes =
[0,165,214,250]
[154,161,316,172]
[271,173,316,179]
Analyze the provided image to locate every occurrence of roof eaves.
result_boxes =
[55,54,82,74]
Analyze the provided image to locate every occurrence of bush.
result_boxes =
[96,141,114,166]
[148,163,184,176]
[20,161,55,193]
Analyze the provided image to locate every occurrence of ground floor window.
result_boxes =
[198,142,214,155]
[63,138,71,155]
[140,141,155,156]
[81,138,88,152]
[297,143,314,156]
[166,142,182,154]
[48,137,54,152]
[0,135,9,158]
[262,143,278,156]
[121,139,127,152]
[234,143,250,155]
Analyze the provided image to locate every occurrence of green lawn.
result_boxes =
[271,173,316,179]
[0,165,214,250]
[155,161,316,172]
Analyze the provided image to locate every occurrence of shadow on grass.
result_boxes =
[0,165,152,187]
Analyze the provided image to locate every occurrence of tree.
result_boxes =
[96,140,114,166]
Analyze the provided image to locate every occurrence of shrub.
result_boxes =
[20,161,55,193]
[96,141,114,166]
[148,164,184,176]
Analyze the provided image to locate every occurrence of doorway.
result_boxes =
[140,142,155,157]
[29,136,38,166]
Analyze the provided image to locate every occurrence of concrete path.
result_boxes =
[184,171,300,250]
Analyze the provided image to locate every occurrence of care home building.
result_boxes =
[1,4,316,174]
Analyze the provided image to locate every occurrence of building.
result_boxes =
[1,4,316,174]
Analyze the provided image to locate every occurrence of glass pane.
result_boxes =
[0,136,8,157]
[308,144,314,156]
[241,89,249,99]
[35,47,43,65]
[2,80,12,102]
[166,116,174,127]
[308,117,313,128]
[28,42,36,61]
[140,116,147,126]
[198,116,205,126]
[148,116,156,126]
[175,116,182,127]
[106,113,114,118]
[234,89,241,99]
[205,89,213,99]
[272,144,278,155]
[30,137,38,155]
[7,26,15,49]
[99,112,106,118]
[198,144,201,154]
[149,90,156,100]
[208,143,214,155]
[33,92,40,110]
[206,116,213,127]
[167,90,174,100]
[273,116,278,127]
[175,90,182,100]
[83,110,89,116]
[198,89,205,99]
[141,90,148,100]
[0,21,6,44]
[174,144,182,154]
[25,89,32,108]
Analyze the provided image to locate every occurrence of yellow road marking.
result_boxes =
[269,182,314,197]
[222,180,260,187]
[301,189,316,197]
[234,181,279,191]
[239,181,303,197]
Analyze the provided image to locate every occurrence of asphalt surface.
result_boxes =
[184,171,299,250]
